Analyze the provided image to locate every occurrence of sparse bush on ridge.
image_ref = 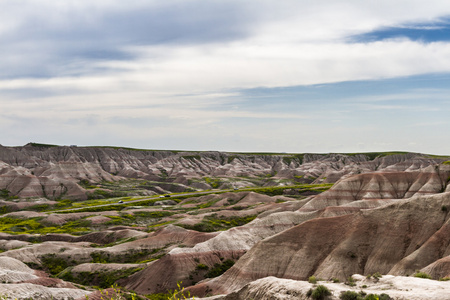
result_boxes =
[339,291,392,300]
[345,276,356,286]
[307,285,332,300]
[205,259,235,278]
[414,271,432,279]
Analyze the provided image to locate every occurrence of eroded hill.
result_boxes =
[0,145,449,299]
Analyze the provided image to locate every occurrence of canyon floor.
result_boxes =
[0,144,450,299]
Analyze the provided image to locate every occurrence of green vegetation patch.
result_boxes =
[339,291,392,300]
[414,271,432,279]
[307,285,331,300]
[205,259,235,278]
[179,214,257,232]
[0,216,91,235]
[242,183,333,196]
[133,211,175,218]
[204,177,222,189]
[90,248,164,264]
[0,189,18,200]
[59,266,143,288]
[40,253,72,275]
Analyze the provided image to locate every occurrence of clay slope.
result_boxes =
[1,143,448,199]
[122,203,319,294]
[0,256,89,299]
[301,166,450,211]
[199,191,450,296]
[122,168,450,295]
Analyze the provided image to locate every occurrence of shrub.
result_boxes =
[339,291,391,300]
[309,275,317,284]
[309,285,331,300]
[40,254,69,275]
[414,271,432,279]
[205,259,234,278]
[372,272,382,279]
[345,276,356,286]
[339,291,361,300]
[196,264,209,270]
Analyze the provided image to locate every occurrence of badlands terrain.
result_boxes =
[0,143,450,299]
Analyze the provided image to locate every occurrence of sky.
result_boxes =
[1,1,450,154]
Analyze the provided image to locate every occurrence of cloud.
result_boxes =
[2,1,450,153]
[350,17,450,43]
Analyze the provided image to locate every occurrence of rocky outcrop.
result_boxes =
[300,168,449,211]
[207,274,450,300]
[0,256,89,299]
[0,144,447,200]
[197,191,450,296]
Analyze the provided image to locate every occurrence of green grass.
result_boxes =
[179,214,257,232]
[0,189,19,200]
[204,177,222,188]
[40,253,70,275]
[241,183,333,196]
[59,266,143,288]
[0,216,91,235]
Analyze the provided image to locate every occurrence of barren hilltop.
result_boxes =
[0,143,449,299]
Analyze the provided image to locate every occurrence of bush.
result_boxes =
[345,276,356,286]
[40,254,69,275]
[414,271,432,279]
[309,275,317,284]
[339,291,392,300]
[196,264,209,270]
[205,259,234,278]
[309,285,331,300]
[339,291,361,300]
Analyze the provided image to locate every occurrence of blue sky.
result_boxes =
[1,1,450,154]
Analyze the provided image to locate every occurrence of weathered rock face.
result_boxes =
[300,168,449,211]
[0,256,90,299]
[199,191,450,296]
[213,274,450,300]
[0,144,447,200]
[1,144,450,299]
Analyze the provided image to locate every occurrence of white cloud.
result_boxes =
[2,0,450,153]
